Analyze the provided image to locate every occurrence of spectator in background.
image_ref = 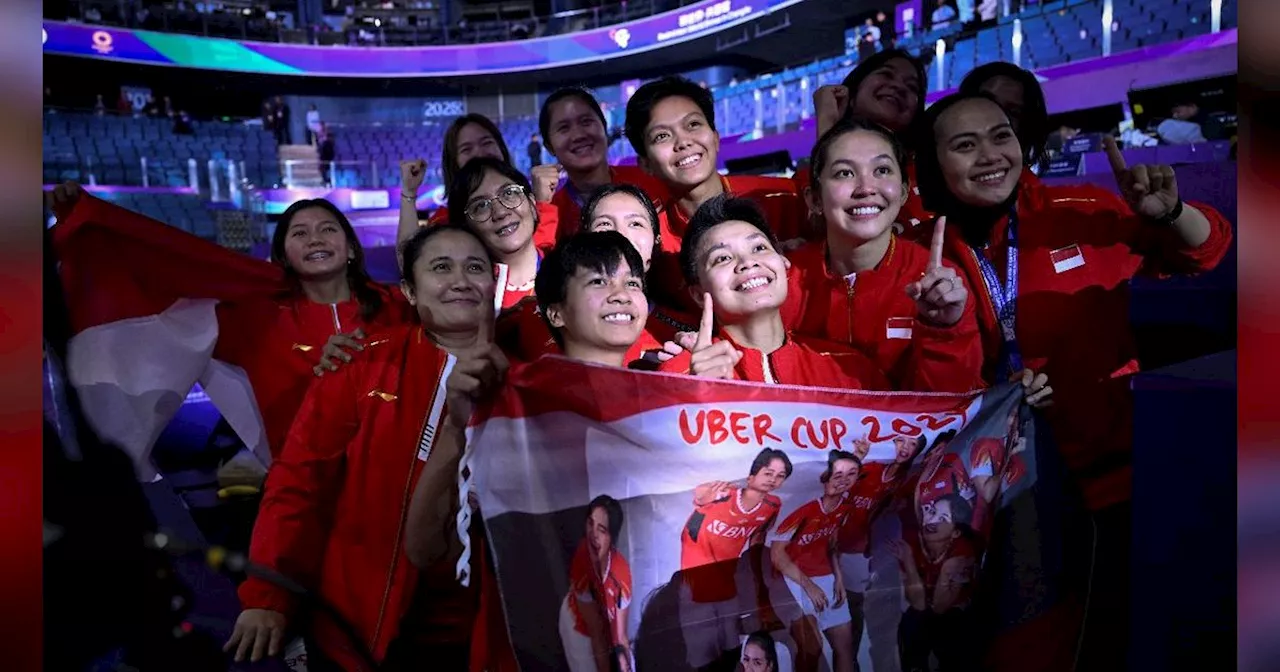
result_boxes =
[862,17,881,47]
[94,94,106,116]
[875,10,895,47]
[527,133,542,168]
[273,95,291,144]
[931,0,957,29]
[262,101,275,135]
[306,104,322,145]
[163,96,175,118]
[318,123,335,186]
[1157,101,1206,145]
[173,111,194,136]
[858,31,877,61]
[956,0,976,24]
[116,90,131,115]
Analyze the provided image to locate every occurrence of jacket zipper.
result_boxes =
[844,273,858,343]
[329,303,342,333]
[370,356,445,660]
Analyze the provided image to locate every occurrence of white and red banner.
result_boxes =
[52,196,285,481]
[468,357,1055,672]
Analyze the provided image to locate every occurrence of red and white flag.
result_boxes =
[52,195,286,481]
[462,357,1058,671]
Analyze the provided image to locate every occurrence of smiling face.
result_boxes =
[400,229,496,333]
[824,458,860,497]
[545,256,648,358]
[691,220,789,321]
[851,58,922,133]
[586,191,658,269]
[281,206,353,280]
[465,168,537,257]
[810,128,908,246]
[639,95,721,192]
[546,96,609,176]
[455,122,505,169]
[747,458,789,495]
[934,97,1024,208]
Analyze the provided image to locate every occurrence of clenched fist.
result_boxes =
[530,163,563,204]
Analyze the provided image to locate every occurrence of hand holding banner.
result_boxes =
[464,357,1066,671]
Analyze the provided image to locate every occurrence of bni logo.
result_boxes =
[91,30,114,55]
[609,27,631,49]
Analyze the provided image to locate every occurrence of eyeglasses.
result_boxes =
[466,184,528,223]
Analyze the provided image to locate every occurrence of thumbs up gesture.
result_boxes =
[445,312,509,428]
[1103,136,1180,220]
[688,293,742,380]
[905,217,967,327]
[530,163,563,204]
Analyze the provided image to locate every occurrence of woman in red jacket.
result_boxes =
[532,86,668,240]
[497,183,697,365]
[811,49,932,228]
[658,194,889,389]
[397,114,558,273]
[789,117,984,393]
[217,198,415,459]
[913,91,1233,670]
[623,76,811,311]
[226,223,515,671]
[49,183,413,466]
[446,157,557,309]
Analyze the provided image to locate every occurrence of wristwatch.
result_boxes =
[1151,199,1184,226]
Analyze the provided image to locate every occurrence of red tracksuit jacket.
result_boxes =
[648,174,812,315]
[214,283,413,458]
[786,235,984,393]
[914,174,1232,510]
[238,324,516,672]
[659,330,891,389]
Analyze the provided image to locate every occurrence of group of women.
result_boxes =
[49,47,1231,672]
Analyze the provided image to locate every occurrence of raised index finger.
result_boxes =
[929,216,946,270]
[1102,135,1128,176]
[694,293,715,351]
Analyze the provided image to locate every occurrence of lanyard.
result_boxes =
[563,175,585,209]
[969,209,1022,378]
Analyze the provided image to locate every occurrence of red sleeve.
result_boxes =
[896,261,986,393]
[658,349,693,375]
[236,368,359,617]
[428,207,449,225]
[534,201,560,252]
[1131,200,1233,277]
